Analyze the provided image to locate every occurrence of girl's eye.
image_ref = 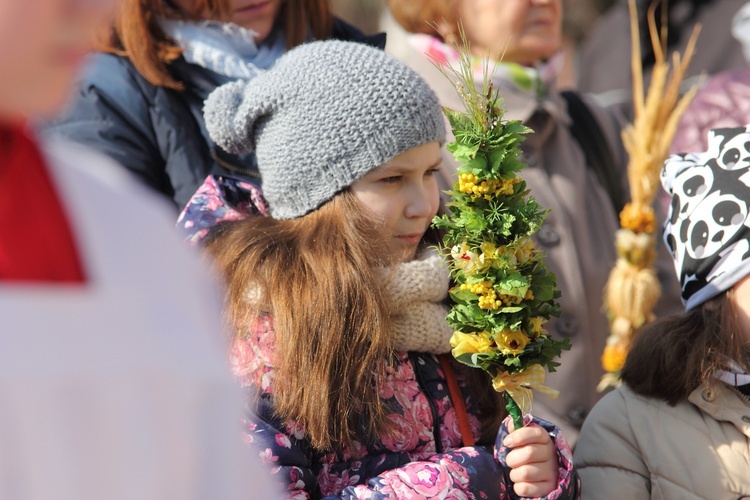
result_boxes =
[425,168,440,177]
[380,176,401,184]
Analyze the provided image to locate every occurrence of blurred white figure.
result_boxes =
[0,0,273,498]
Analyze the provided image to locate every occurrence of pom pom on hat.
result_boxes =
[661,125,750,310]
[203,40,445,220]
[203,80,251,155]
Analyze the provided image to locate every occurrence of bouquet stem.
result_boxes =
[505,395,524,430]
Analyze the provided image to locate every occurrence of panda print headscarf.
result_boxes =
[661,126,750,311]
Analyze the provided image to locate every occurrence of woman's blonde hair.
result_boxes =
[98,0,333,89]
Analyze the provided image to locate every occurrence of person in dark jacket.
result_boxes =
[48,0,385,210]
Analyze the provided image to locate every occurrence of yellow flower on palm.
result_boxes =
[528,317,547,337]
[620,203,656,235]
[481,242,497,257]
[514,238,536,265]
[495,246,519,268]
[450,331,494,358]
[601,343,628,373]
[499,178,521,196]
[496,329,530,355]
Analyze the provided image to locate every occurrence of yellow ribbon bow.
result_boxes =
[491,364,559,415]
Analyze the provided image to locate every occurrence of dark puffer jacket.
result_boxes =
[48,20,385,210]
[231,315,580,499]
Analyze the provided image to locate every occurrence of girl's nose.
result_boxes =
[405,183,437,219]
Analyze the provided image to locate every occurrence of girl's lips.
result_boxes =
[396,234,424,244]
[527,17,555,29]
[235,0,272,13]
[529,21,550,27]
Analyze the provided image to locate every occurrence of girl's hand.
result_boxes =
[502,421,558,498]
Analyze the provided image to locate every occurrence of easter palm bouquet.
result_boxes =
[432,36,570,429]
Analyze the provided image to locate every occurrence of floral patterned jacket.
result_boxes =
[231,315,579,499]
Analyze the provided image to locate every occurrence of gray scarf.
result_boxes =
[160,19,286,82]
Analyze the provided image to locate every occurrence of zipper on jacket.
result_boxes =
[731,386,750,406]
[408,352,443,454]
[210,148,261,179]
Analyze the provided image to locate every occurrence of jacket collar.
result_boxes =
[689,381,750,438]
[331,17,386,50]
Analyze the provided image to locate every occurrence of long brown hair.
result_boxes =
[622,290,750,405]
[98,0,333,90]
[206,190,505,449]
[205,192,394,451]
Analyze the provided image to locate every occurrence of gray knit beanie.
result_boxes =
[204,40,445,219]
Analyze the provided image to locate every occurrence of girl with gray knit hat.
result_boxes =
[575,126,750,497]
[197,39,579,498]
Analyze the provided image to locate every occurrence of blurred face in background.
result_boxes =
[174,0,284,42]
[456,0,562,65]
[0,0,114,120]
[229,0,283,41]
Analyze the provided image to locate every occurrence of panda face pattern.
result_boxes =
[679,191,747,259]
[665,164,714,230]
[663,163,714,272]
[662,127,750,303]
[713,131,750,171]
[660,153,706,192]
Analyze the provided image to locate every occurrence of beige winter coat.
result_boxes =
[394,41,686,445]
[575,383,750,498]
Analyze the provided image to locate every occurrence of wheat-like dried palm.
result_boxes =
[599,0,699,391]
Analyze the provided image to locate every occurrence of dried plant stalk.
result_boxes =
[599,0,699,391]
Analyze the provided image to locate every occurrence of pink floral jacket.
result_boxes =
[231,315,579,499]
